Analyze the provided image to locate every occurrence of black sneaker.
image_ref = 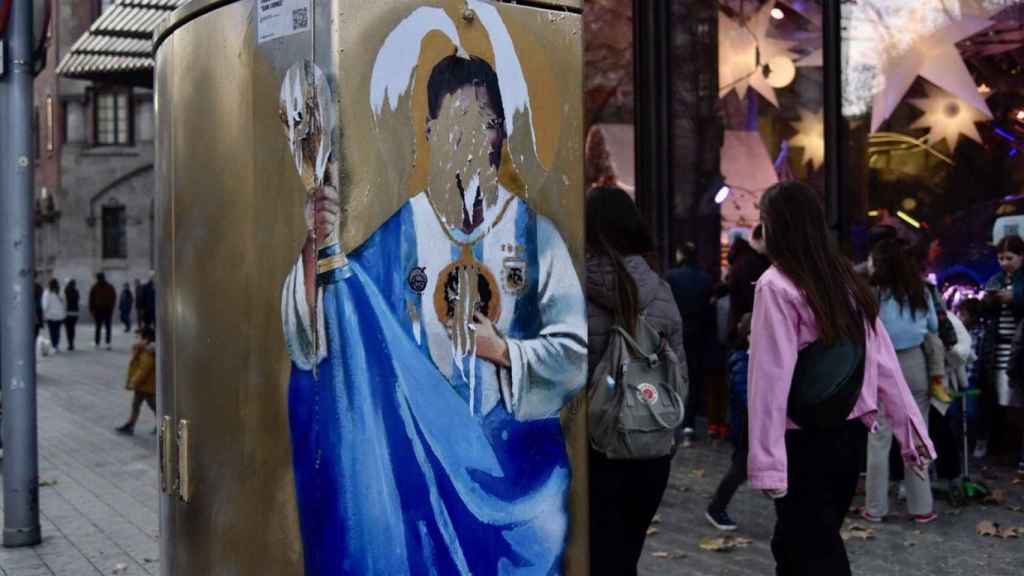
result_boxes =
[705,508,738,531]
[115,423,134,435]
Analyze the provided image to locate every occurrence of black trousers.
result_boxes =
[929,406,961,480]
[709,423,748,513]
[46,321,62,349]
[121,310,132,333]
[94,314,112,345]
[771,421,867,576]
[589,448,672,576]
[64,316,78,350]
[682,336,705,430]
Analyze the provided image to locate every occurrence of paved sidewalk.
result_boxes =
[3,328,1023,576]
[1,326,159,576]
[640,434,1024,576]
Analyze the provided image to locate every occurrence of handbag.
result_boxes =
[787,338,865,430]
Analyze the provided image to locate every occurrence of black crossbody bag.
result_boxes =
[787,338,866,430]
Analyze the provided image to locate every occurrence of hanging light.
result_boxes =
[764,56,797,89]
[715,184,732,204]
[897,210,922,229]
[770,7,785,20]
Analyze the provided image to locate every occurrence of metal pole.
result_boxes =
[823,0,848,242]
[2,0,41,548]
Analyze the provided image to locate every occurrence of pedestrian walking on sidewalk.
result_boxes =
[667,242,712,447]
[706,312,752,531]
[89,272,116,350]
[748,181,935,576]
[64,279,80,351]
[119,282,135,333]
[116,327,157,435]
[585,186,687,576]
[861,238,943,523]
[42,278,66,352]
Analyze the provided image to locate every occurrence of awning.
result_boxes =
[56,0,183,87]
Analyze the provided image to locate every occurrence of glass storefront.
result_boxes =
[842,0,1024,300]
[583,0,1024,289]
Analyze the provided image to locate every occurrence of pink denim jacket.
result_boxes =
[747,267,937,492]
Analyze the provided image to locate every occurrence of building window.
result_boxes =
[94,90,132,146]
[102,204,127,259]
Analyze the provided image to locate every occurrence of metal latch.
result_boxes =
[176,419,191,503]
[160,416,173,495]
[159,416,192,503]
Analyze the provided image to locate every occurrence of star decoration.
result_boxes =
[789,108,825,170]
[908,83,989,149]
[871,16,994,132]
[719,0,799,107]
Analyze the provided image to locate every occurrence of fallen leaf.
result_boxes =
[38,479,58,488]
[690,468,706,478]
[699,536,752,552]
[904,540,916,547]
[651,515,662,524]
[984,490,1009,506]
[646,527,660,536]
[112,564,128,575]
[977,520,1022,538]
[1008,506,1024,514]
[977,520,999,537]
[840,524,875,542]
[1013,475,1023,486]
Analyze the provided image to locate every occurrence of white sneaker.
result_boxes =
[973,440,988,459]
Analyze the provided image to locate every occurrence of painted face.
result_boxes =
[998,251,1023,274]
[427,84,504,235]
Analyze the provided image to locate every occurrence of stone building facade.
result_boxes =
[34,0,155,302]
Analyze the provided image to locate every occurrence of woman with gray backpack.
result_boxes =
[585,186,688,576]
[748,182,936,575]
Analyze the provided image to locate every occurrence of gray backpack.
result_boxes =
[589,316,687,459]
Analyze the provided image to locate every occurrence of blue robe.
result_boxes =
[285,199,585,575]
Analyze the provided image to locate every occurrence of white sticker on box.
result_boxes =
[258,0,312,44]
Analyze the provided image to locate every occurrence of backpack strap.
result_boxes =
[611,325,660,366]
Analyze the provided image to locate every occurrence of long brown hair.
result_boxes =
[585,186,655,334]
[760,182,878,344]
[870,238,928,315]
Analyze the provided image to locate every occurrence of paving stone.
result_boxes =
[640,435,1024,576]
[1,327,156,576]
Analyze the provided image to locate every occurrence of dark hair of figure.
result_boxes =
[426,54,506,125]
[996,234,1024,256]
[870,238,928,315]
[758,181,878,345]
[586,186,655,335]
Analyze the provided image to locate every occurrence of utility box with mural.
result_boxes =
[153,1,585,574]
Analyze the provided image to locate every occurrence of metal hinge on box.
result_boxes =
[159,416,192,503]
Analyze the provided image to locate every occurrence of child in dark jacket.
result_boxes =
[706,313,751,531]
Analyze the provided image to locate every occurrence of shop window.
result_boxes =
[102,203,127,260]
[94,90,132,146]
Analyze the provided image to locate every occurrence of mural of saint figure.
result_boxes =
[279,5,586,575]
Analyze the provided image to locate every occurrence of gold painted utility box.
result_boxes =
[154,1,585,574]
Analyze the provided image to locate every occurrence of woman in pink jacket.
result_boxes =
[747,182,935,575]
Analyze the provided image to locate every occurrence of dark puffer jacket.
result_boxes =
[586,254,687,377]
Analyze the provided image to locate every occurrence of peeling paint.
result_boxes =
[427,86,501,231]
